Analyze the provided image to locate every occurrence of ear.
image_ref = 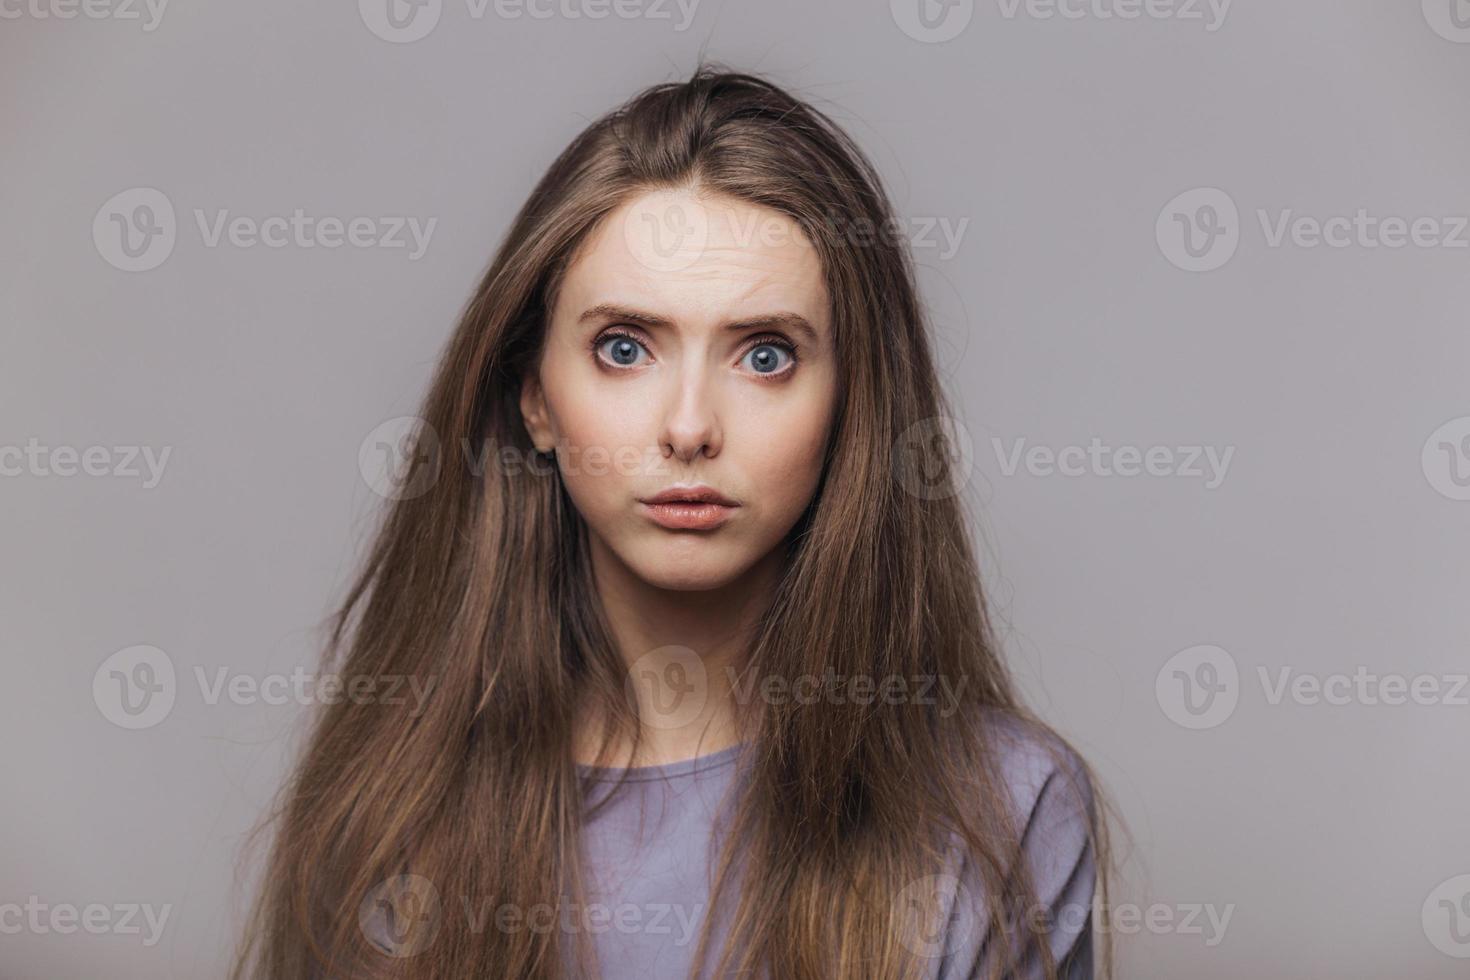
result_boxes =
[518,371,553,453]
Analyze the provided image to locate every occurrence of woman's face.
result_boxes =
[521,187,837,591]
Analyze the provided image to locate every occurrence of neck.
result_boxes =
[574,534,785,768]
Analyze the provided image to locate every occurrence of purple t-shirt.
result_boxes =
[572,715,1096,979]
[362,715,1096,978]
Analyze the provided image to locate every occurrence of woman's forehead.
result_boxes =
[554,190,830,335]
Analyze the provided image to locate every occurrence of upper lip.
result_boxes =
[639,484,739,507]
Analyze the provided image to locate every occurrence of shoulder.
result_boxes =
[933,709,1098,979]
[980,709,1096,845]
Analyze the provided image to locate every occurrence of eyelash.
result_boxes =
[591,327,801,380]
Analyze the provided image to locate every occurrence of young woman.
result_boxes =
[234,65,1115,980]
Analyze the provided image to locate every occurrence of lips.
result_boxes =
[638,485,739,507]
[637,485,739,530]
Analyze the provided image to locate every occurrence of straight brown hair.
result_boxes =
[233,63,1119,980]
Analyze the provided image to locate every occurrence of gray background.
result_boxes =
[3,0,1469,977]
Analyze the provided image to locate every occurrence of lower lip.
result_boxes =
[639,501,736,530]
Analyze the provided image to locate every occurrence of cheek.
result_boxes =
[545,350,658,461]
[556,394,645,458]
[736,394,833,526]
[549,404,644,510]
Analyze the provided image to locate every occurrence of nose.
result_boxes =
[659,362,722,464]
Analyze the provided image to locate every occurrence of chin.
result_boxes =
[625,540,751,592]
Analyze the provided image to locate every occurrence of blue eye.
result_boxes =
[597,333,649,367]
[742,341,795,376]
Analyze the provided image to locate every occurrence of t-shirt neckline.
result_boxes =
[575,740,749,782]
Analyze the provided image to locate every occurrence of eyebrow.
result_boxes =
[576,303,821,347]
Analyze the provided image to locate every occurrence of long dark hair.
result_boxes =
[233,63,1118,980]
